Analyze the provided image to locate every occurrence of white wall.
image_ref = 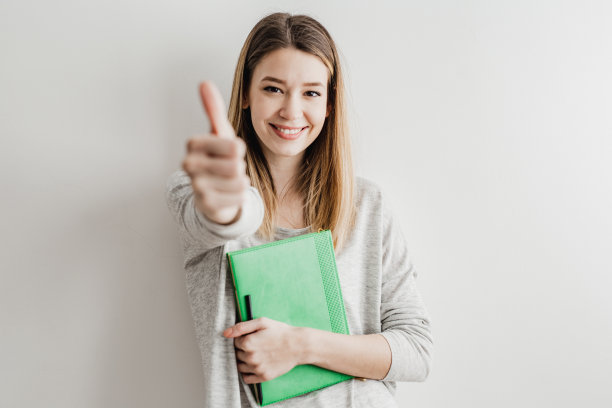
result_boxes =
[2,1,611,406]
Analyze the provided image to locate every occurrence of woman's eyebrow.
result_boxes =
[261,76,324,87]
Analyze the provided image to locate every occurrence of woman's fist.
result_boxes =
[182,81,250,225]
[223,317,302,384]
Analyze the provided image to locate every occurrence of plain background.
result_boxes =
[2,0,611,406]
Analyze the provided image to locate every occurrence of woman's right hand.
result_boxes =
[181,81,250,225]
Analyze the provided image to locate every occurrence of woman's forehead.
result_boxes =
[251,48,329,86]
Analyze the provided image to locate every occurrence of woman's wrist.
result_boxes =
[200,205,242,225]
[292,326,315,366]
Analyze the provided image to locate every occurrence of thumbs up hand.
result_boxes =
[182,81,250,225]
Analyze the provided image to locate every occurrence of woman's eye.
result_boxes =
[264,86,281,93]
[263,86,320,97]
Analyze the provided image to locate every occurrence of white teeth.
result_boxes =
[275,126,304,134]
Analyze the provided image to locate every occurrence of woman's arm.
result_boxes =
[166,82,263,251]
[297,327,392,380]
[165,169,264,251]
[223,318,391,384]
[376,191,433,382]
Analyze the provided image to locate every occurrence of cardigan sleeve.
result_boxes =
[165,169,264,251]
[378,195,434,382]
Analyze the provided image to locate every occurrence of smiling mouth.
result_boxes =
[269,123,308,139]
[270,124,308,133]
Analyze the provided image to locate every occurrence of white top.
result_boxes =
[165,170,433,407]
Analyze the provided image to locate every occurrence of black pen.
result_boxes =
[244,295,262,405]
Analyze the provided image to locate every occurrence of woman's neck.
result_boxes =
[263,151,307,229]
[265,152,304,200]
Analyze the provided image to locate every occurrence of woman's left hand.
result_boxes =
[223,317,303,384]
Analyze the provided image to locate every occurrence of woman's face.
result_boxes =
[243,47,330,162]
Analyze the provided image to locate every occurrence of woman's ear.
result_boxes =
[326,102,331,117]
[242,94,249,109]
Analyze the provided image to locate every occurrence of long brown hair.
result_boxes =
[227,12,356,251]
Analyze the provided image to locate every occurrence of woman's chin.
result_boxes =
[263,145,307,160]
[274,149,305,159]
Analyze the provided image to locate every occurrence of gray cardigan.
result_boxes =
[165,170,433,407]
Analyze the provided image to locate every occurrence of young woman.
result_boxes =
[166,12,433,408]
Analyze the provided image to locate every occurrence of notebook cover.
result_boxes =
[226,230,353,406]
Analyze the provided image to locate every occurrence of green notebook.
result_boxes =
[226,229,353,406]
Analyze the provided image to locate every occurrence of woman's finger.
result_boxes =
[187,135,245,158]
[183,154,245,178]
[237,362,255,374]
[204,156,246,178]
[195,174,250,194]
[199,81,235,138]
[235,349,250,362]
[242,373,264,385]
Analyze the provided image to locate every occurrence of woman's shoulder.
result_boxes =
[353,175,399,224]
[352,175,389,223]
[354,175,385,205]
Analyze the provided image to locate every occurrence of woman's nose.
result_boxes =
[279,94,303,121]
